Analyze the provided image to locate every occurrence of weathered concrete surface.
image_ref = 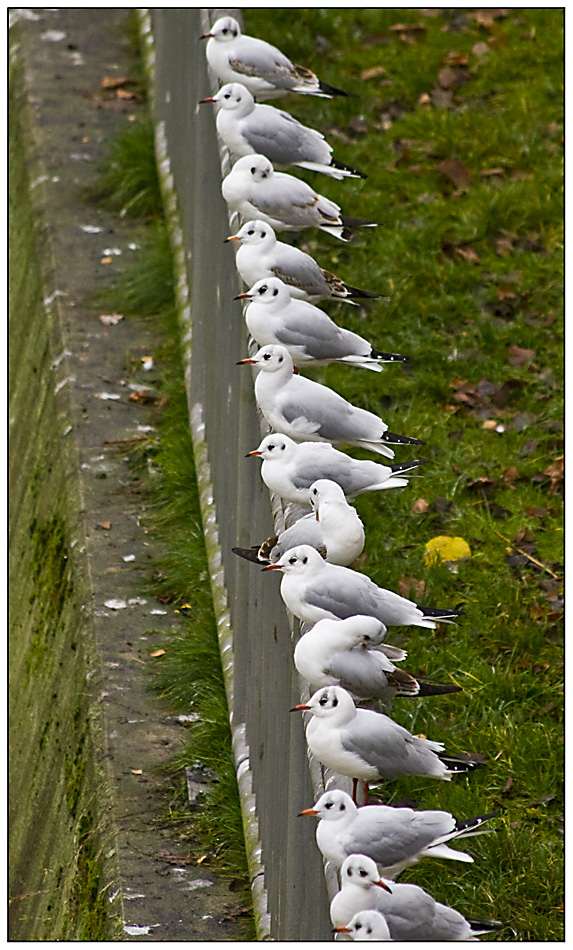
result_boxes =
[10,9,246,941]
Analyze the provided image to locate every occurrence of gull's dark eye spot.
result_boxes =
[280,443,285,450]
[366,928,372,935]
[237,96,242,101]
[359,868,368,878]
[347,868,353,878]
[278,355,283,363]
[325,801,333,810]
[319,694,328,706]
[302,556,308,564]
[312,487,318,495]
[251,167,256,175]
[289,557,297,565]
[247,229,255,235]
[355,923,362,931]
[268,443,275,451]
[224,93,231,99]
[339,803,345,811]
[272,288,278,296]
[263,353,271,360]
[332,697,338,707]
[260,285,268,294]
[261,231,266,237]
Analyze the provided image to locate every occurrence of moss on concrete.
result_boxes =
[9,37,118,942]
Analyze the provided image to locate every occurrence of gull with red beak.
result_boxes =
[237,345,424,458]
[330,854,503,940]
[291,685,482,804]
[262,544,462,631]
[200,16,350,100]
[299,789,495,879]
[246,433,425,506]
[200,83,363,178]
[222,155,377,241]
[234,277,406,371]
[226,221,380,304]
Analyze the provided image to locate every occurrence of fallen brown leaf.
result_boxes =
[389,22,427,33]
[99,313,124,326]
[101,76,136,90]
[96,521,111,530]
[438,157,472,189]
[150,649,166,658]
[455,244,481,264]
[410,498,430,515]
[472,41,490,56]
[502,466,518,485]
[480,167,504,177]
[508,345,535,366]
[398,575,426,600]
[128,389,159,404]
[361,65,386,80]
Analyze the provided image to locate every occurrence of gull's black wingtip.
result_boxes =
[382,430,426,447]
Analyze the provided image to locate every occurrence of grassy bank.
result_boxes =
[239,8,563,941]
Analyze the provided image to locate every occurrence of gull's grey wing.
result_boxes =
[273,312,367,361]
[342,809,455,868]
[276,515,323,556]
[327,650,393,697]
[291,448,391,495]
[248,183,320,227]
[340,709,444,780]
[302,567,387,621]
[244,112,328,166]
[278,382,379,444]
[382,885,471,941]
[228,36,297,89]
[270,251,330,296]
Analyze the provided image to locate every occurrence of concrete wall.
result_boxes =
[146,8,333,940]
[8,47,117,941]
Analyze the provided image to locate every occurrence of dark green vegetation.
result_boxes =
[243,8,563,941]
[89,96,255,935]
[9,47,116,941]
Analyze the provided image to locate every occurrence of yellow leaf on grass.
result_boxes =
[424,535,471,566]
[150,649,165,658]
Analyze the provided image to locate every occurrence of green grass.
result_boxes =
[240,8,563,941]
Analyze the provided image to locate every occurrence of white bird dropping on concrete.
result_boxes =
[263,544,461,630]
[222,155,376,241]
[331,854,503,940]
[235,277,406,371]
[293,616,463,700]
[300,789,495,878]
[246,433,425,506]
[226,221,380,304]
[291,686,481,803]
[238,345,424,458]
[201,17,350,100]
[334,909,392,941]
[233,479,365,567]
[200,83,363,178]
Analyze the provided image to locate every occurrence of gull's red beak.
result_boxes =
[236,357,256,365]
[290,703,311,712]
[246,449,262,457]
[261,563,281,572]
[333,927,351,934]
[233,292,252,300]
[200,32,212,39]
[225,234,241,243]
[198,96,215,103]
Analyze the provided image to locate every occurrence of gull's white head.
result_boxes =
[231,154,274,182]
[251,433,297,460]
[301,789,357,822]
[270,544,326,574]
[205,16,241,42]
[340,854,392,893]
[243,277,291,306]
[212,82,254,112]
[308,478,348,515]
[305,684,357,720]
[248,344,294,374]
[337,910,392,941]
[235,220,277,247]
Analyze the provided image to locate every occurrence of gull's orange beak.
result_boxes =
[198,96,215,103]
[236,357,256,365]
[290,703,311,712]
[261,563,281,572]
[245,449,262,457]
[297,807,318,817]
[333,926,351,934]
[225,234,241,243]
[374,879,393,894]
[233,292,252,300]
